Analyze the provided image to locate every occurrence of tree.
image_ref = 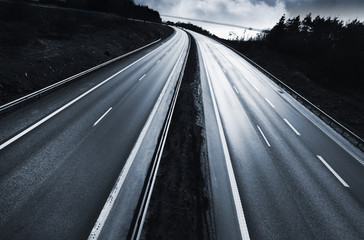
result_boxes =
[302,13,313,32]
[286,16,301,33]
[272,14,286,33]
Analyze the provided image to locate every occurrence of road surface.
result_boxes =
[190,30,364,240]
[1,25,362,240]
[0,27,189,239]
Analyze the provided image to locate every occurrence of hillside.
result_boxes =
[223,15,364,139]
[0,1,173,105]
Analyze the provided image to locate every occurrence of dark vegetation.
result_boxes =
[166,21,217,38]
[222,15,364,138]
[267,14,363,88]
[17,0,161,22]
[142,37,214,240]
[165,17,364,138]
[0,1,172,105]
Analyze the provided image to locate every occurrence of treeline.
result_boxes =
[29,0,161,22]
[252,15,364,88]
[166,21,217,38]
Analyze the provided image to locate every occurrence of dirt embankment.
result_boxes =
[0,2,173,105]
[233,44,364,139]
[141,37,215,239]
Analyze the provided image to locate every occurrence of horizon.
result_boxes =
[135,0,364,39]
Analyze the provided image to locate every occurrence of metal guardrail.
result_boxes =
[0,38,161,114]
[217,40,364,152]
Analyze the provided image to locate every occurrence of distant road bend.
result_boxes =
[162,14,264,32]
[189,30,364,239]
[0,27,189,239]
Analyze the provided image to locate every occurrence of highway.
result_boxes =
[190,30,364,239]
[0,27,189,239]
[1,24,363,240]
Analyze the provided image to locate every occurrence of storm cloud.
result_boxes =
[284,0,364,18]
[135,0,287,29]
[135,0,364,21]
[134,0,364,38]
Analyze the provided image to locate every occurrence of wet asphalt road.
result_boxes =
[0,26,362,239]
[0,28,189,239]
[191,30,364,240]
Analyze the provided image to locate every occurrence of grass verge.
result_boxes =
[0,2,173,105]
[225,42,364,139]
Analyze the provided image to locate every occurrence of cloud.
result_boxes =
[134,0,364,38]
[285,0,364,9]
[284,0,364,21]
[135,0,287,29]
[250,0,278,7]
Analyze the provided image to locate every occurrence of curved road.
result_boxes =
[190,30,364,239]
[1,25,362,240]
[0,27,189,239]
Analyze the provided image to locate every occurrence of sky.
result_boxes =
[134,0,364,39]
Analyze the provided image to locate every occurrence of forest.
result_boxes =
[235,14,364,89]
[166,21,216,38]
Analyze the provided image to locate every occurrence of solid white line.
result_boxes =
[202,54,250,240]
[139,74,146,81]
[93,107,112,126]
[0,41,167,151]
[284,118,301,136]
[317,155,350,188]
[233,85,239,94]
[257,125,271,147]
[277,89,364,167]
[0,38,161,112]
[265,98,275,108]
[88,38,188,240]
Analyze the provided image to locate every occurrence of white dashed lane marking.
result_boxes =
[317,155,350,188]
[284,118,301,136]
